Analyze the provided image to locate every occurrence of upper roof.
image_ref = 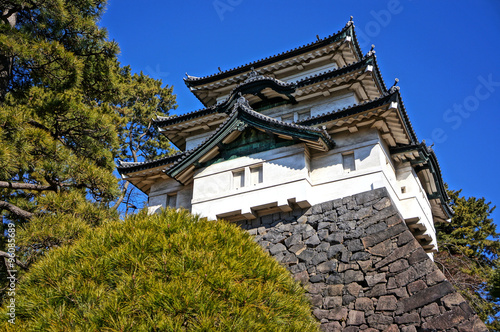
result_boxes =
[155,53,387,151]
[184,19,364,107]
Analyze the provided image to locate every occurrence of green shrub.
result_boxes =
[1,208,319,331]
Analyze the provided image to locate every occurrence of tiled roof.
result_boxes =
[165,96,336,182]
[154,55,383,129]
[296,88,418,145]
[116,151,187,174]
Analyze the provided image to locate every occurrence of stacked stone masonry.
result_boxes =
[238,188,488,332]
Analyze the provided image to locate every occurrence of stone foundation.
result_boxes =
[237,188,487,331]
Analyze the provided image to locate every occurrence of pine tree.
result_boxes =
[0,0,176,294]
[435,188,500,329]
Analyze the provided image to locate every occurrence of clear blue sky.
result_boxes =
[101,1,500,225]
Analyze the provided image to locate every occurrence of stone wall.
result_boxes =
[237,188,487,331]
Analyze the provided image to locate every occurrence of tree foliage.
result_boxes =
[435,188,500,329]
[0,208,319,331]
[0,0,176,293]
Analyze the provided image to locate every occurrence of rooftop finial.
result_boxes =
[249,67,259,78]
[390,78,400,93]
[346,16,354,27]
[366,44,376,57]
[316,34,321,41]
[218,67,222,73]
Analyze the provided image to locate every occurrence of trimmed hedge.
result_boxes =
[2,208,319,331]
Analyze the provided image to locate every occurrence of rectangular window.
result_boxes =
[167,193,177,208]
[233,170,245,189]
[342,153,355,172]
[250,165,263,185]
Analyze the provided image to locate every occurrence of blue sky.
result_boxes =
[101,1,500,225]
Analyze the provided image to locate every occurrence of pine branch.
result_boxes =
[0,251,28,271]
[0,180,56,191]
[0,200,33,220]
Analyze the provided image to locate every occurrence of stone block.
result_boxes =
[397,230,414,246]
[366,313,393,330]
[289,243,306,255]
[326,273,343,285]
[317,260,337,273]
[327,244,345,259]
[281,252,298,265]
[345,270,364,284]
[374,239,419,269]
[357,260,372,273]
[355,188,387,205]
[351,252,370,261]
[312,252,328,266]
[407,280,426,295]
[395,312,420,324]
[366,273,387,287]
[355,297,374,311]
[316,242,330,252]
[289,262,306,274]
[421,302,440,317]
[310,274,325,283]
[362,222,407,249]
[338,262,359,272]
[376,295,398,311]
[368,239,393,256]
[309,294,323,308]
[294,270,309,284]
[401,326,417,332]
[324,296,343,309]
[328,284,344,296]
[320,321,342,332]
[320,200,334,212]
[353,207,373,220]
[373,197,391,210]
[328,307,348,321]
[269,243,287,255]
[426,269,446,286]
[285,234,302,248]
[343,294,357,306]
[365,283,387,297]
[422,306,467,331]
[297,248,316,264]
[327,232,344,244]
[313,308,330,320]
[346,239,364,252]
[317,229,329,241]
[347,310,366,326]
[382,324,399,332]
[346,282,362,296]
[307,282,326,295]
[388,286,408,298]
[306,234,321,246]
[388,259,409,273]
[442,293,466,309]
[365,222,388,235]
[407,247,428,265]
[395,282,455,314]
